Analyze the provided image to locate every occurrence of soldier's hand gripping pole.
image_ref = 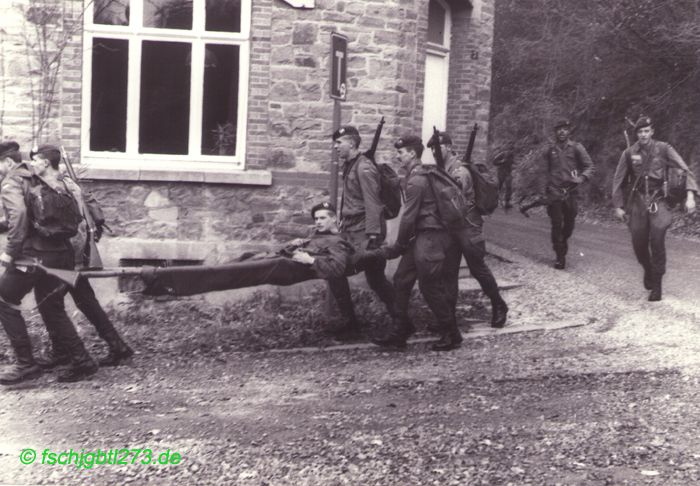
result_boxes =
[13,259,81,288]
[60,146,104,269]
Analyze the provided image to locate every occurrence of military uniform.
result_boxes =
[444,152,508,327]
[542,122,594,268]
[26,144,134,369]
[0,162,97,384]
[327,129,395,334]
[493,148,514,208]
[388,161,462,350]
[612,118,698,300]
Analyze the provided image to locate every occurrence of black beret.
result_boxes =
[426,131,452,148]
[30,144,61,160]
[311,201,336,218]
[0,141,20,159]
[394,135,423,150]
[331,125,360,141]
[553,119,571,130]
[634,116,652,132]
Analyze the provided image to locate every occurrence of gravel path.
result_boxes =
[0,235,699,485]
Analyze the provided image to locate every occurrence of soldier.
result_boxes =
[492,142,515,209]
[140,201,354,298]
[375,134,463,351]
[326,126,396,340]
[431,132,509,328]
[28,145,134,368]
[0,142,98,384]
[612,116,697,301]
[541,119,594,269]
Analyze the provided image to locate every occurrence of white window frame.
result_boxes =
[81,0,252,175]
[426,0,452,57]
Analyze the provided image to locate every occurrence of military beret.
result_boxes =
[30,144,61,161]
[331,125,360,141]
[0,141,20,159]
[394,135,423,150]
[426,131,452,148]
[311,201,336,218]
[553,119,571,130]
[634,116,652,132]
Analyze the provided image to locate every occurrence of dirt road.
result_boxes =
[485,210,700,302]
[1,213,699,485]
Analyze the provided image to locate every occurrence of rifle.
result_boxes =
[364,116,385,162]
[431,126,446,170]
[60,146,103,269]
[462,123,479,165]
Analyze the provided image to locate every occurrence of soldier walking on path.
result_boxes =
[434,132,509,328]
[492,143,514,209]
[374,134,463,351]
[28,145,134,369]
[612,116,697,301]
[0,142,98,384]
[541,119,595,269]
[326,126,396,340]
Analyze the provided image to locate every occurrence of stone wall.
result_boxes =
[0,0,495,303]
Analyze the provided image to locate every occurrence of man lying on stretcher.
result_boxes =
[140,202,365,296]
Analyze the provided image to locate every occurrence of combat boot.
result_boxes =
[648,276,662,302]
[98,334,134,367]
[554,256,566,270]
[491,298,509,329]
[432,328,463,352]
[371,315,411,349]
[57,347,98,383]
[0,346,43,385]
[35,347,72,369]
[327,317,362,342]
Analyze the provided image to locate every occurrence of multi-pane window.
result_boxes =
[83,0,250,165]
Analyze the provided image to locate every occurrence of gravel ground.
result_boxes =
[0,249,699,485]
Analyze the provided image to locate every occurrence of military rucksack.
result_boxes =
[373,161,403,219]
[465,162,499,215]
[346,156,403,220]
[24,176,82,239]
[427,169,469,230]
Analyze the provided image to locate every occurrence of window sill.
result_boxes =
[82,165,272,186]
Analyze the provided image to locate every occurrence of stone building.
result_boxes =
[0,0,494,303]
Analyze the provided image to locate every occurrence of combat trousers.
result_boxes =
[546,195,578,258]
[0,250,91,366]
[414,230,461,335]
[69,278,116,340]
[626,194,672,280]
[452,228,500,301]
[327,229,395,320]
[392,230,460,335]
[393,227,498,324]
[497,166,513,207]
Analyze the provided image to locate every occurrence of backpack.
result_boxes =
[24,176,82,239]
[466,162,499,215]
[345,156,403,220]
[427,169,469,230]
[374,161,403,219]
